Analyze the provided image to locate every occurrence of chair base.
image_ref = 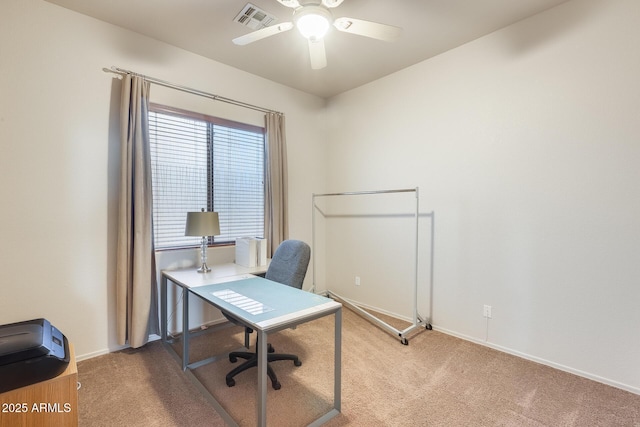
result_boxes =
[226,343,302,390]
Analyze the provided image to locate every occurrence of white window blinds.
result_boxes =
[149,106,265,249]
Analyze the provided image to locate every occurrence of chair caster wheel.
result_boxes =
[229,355,237,363]
[426,323,433,330]
[226,378,235,387]
[294,360,302,367]
[268,344,275,353]
[272,382,281,390]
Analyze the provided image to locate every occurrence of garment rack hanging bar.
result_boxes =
[313,188,416,198]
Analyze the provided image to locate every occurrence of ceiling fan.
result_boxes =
[232,0,402,70]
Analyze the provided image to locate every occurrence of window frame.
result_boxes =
[149,103,266,251]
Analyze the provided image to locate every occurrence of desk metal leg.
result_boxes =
[182,288,189,371]
[309,307,342,427]
[256,330,268,427]
[335,308,342,412]
[160,276,167,343]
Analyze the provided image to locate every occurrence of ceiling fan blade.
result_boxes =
[334,17,402,42]
[277,0,300,8]
[308,38,327,70]
[232,22,294,46]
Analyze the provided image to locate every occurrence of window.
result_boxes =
[149,104,265,249]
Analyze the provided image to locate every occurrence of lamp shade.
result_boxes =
[185,211,220,236]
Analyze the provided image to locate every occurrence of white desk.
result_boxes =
[160,264,342,427]
[160,262,270,370]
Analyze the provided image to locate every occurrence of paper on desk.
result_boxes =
[212,289,275,315]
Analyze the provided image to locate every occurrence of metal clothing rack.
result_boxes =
[312,187,432,345]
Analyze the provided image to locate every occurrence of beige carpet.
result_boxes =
[78,308,640,426]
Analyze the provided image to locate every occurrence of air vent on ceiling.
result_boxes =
[234,3,277,30]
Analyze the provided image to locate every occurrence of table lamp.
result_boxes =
[185,209,220,273]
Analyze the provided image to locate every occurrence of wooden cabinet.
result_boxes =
[0,344,78,427]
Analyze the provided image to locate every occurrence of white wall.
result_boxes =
[0,0,326,359]
[324,0,640,393]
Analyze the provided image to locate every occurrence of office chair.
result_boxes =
[225,239,311,390]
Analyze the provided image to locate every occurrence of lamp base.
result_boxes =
[197,263,211,273]
[197,236,211,273]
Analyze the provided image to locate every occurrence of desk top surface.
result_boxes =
[162,262,269,288]
[189,277,341,331]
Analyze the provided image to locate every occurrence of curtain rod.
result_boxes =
[104,66,282,115]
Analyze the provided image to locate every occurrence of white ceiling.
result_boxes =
[45,0,569,98]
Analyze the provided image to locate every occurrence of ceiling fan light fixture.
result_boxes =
[294,6,332,40]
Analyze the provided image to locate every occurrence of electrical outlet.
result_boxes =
[483,305,492,318]
[355,276,361,286]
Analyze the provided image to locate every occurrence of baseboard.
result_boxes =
[76,345,127,362]
[433,325,640,396]
[76,319,228,362]
[75,336,161,362]
[324,294,416,324]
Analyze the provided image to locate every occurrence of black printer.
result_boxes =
[0,318,70,393]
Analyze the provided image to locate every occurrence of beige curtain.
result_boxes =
[264,112,289,257]
[116,74,158,348]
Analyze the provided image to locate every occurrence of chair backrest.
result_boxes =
[265,240,311,289]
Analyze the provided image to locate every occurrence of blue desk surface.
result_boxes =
[189,277,338,329]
